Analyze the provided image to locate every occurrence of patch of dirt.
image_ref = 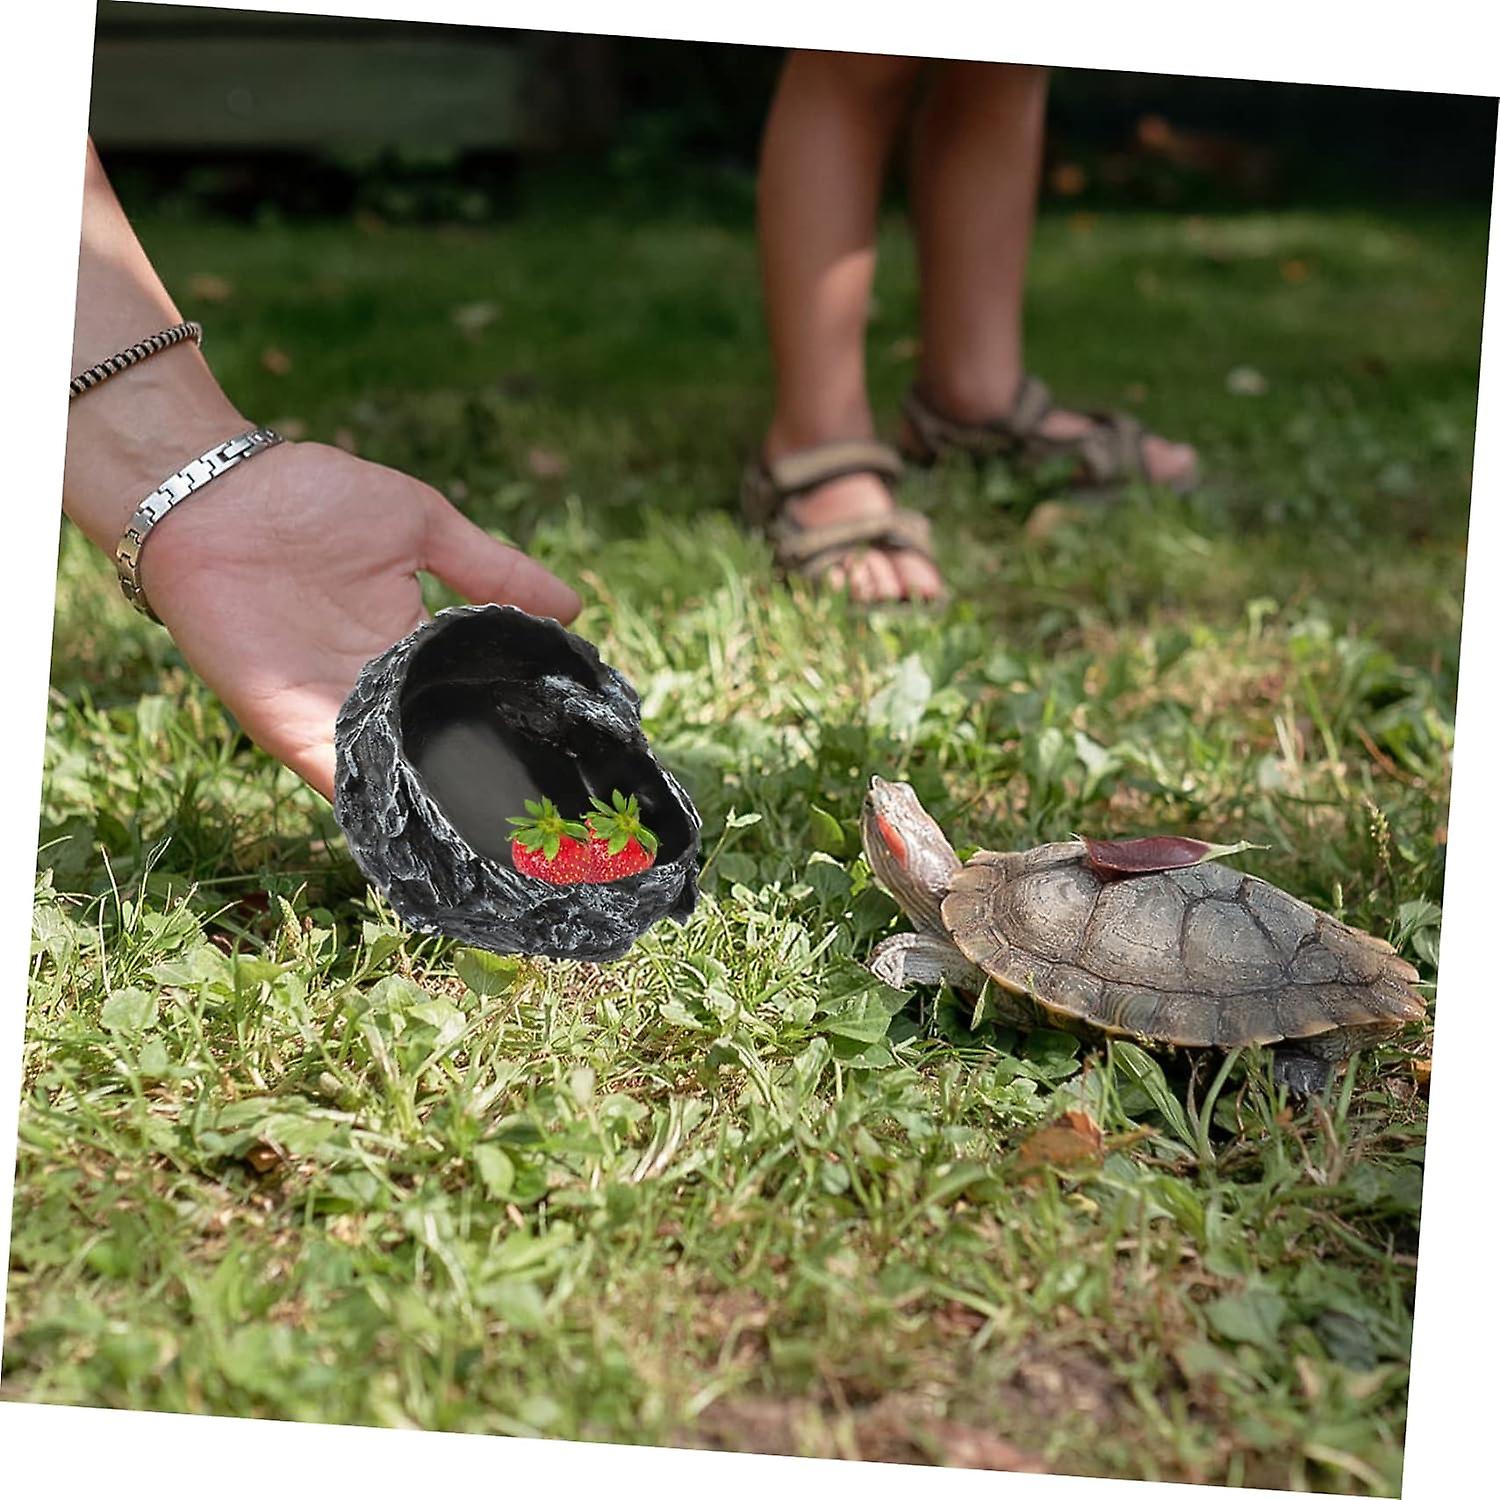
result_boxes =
[690,1286,772,1364]
[855,1396,1049,1471]
[1009,1344,1119,1426]
[687,1392,1047,1472]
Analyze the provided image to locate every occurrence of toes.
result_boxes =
[1143,435,1199,487]
[842,548,945,602]
[855,548,903,602]
[1036,409,1092,443]
[893,550,946,601]
[776,470,947,602]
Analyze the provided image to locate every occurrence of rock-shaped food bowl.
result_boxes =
[333,604,700,960]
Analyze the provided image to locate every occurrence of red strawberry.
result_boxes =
[584,791,659,882]
[507,797,592,884]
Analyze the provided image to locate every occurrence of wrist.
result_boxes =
[132,437,314,618]
[62,346,251,552]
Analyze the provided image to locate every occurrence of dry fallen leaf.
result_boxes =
[186,272,234,304]
[451,301,499,338]
[1081,834,1265,878]
[244,1142,283,1174]
[1016,1110,1104,1178]
[1136,114,1174,150]
[1023,499,1080,544]
[1226,365,1268,396]
[260,347,292,376]
[933,1299,988,1337]
[1050,162,1088,197]
[1280,258,1311,284]
[903,1419,1048,1473]
[526,446,570,480]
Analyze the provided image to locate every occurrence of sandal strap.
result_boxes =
[767,438,903,493]
[772,506,934,572]
[902,375,1054,456]
[1063,410,1150,483]
[1008,374,1054,434]
[741,440,934,583]
[904,378,1173,487]
[742,438,904,529]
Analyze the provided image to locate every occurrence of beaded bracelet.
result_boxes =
[69,320,204,402]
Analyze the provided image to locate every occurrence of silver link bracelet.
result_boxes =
[114,426,283,621]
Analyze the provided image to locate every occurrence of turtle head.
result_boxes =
[860,776,963,932]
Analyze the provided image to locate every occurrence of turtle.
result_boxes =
[859,776,1425,1094]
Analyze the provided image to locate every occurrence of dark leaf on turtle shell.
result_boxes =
[1080,835,1266,879]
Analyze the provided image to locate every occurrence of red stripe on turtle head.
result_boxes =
[875,812,909,867]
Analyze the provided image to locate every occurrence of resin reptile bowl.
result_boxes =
[333,604,701,960]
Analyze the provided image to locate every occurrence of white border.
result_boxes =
[99,0,1500,94]
[1,4,1495,1497]
[1402,110,1499,1500]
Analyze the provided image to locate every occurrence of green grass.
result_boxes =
[8,187,1481,1492]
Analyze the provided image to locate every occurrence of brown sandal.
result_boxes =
[901,376,1199,496]
[740,439,938,587]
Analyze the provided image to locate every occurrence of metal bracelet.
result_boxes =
[114,426,283,622]
[70,321,204,402]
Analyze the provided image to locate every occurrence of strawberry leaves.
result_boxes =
[505,790,660,885]
[586,789,659,858]
[507,797,588,862]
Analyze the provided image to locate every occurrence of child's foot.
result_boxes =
[780,471,946,602]
[1028,405,1196,488]
[904,374,1199,492]
[745,433,946,604]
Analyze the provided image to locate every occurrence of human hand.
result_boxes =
[138,440,581,800]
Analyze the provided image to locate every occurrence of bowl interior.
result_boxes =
[397,619,695,870]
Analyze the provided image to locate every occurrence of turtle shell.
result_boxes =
[941,843,1424,1047]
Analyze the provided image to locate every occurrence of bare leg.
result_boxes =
[758,51,945,602]
[908,62,1196,484]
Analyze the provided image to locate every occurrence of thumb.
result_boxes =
[422,493,581,623]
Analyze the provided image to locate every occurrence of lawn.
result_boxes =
[6,181,1483,1492]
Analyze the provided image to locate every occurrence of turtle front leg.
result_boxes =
[870,931,987,992]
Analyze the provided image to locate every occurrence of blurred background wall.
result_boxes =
[90,2,1496,221]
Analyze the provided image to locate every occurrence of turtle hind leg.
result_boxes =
[1272,1019,1403,1099]
[869,931,986,991]
[1270,1046,1333,1099]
